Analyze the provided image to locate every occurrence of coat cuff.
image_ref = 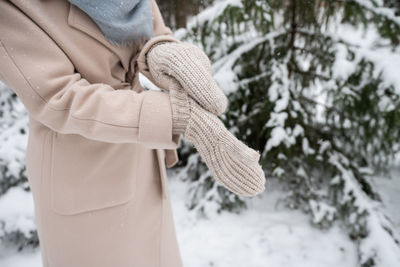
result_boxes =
[137,35,180,90]
[138,90,179,149]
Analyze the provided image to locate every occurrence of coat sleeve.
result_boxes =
[0,2,178,149]
[135,0,183,168]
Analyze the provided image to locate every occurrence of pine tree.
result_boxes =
[176,0,400,265]
[157,0,216,29]
[0,82,37,250]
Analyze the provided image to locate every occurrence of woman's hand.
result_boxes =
[146,41,228,116]
[167,76,266,197]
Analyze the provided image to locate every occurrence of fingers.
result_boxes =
[187,43,212,71]
[147,42,228,116]
[184,98,266,197]
[218,129,261,164]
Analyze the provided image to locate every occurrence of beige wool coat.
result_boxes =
[0,0,184,266]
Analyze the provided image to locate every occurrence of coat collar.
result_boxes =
[67,3,135,71]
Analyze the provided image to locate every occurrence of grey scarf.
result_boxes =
[68,0,154,47]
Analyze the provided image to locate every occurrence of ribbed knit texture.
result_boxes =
[147,41,265,197]
[168,79,190,135]
[167,81,265,196]
[183,97,265,197]
[147,41,228,116]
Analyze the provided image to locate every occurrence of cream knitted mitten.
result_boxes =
[168,79,266,197]
[147,41,228,116]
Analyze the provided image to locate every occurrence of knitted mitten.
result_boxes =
[147,41,228,116]
[168,79,266,197]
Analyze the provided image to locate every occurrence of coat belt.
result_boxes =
[156,149,169,199]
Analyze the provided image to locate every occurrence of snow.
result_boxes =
[186,0,242,30]
[0,171,361,267]
[309,199,336,224]
[1,165,400,267]
[354,0,400,27]
[329,153,400,266]
[0,187,35,238]
[212,32,283,94]
[263,123,304,154]
[1,1,400,265]
[0,82,29,179]
[0,249,42,267]
[264,127,287,152]
[330,24,400,93]
[371,166,400,231]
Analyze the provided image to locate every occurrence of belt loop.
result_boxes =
[156,149,168,199]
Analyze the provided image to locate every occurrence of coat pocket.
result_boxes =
[50,133,138,215]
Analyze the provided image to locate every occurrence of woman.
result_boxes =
[0,0,265,266]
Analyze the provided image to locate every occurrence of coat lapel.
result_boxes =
[67,3,135,71]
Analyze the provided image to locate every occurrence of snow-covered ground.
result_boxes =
[168,171,358,267]
[1,166,398,267]
[370,166,400,230]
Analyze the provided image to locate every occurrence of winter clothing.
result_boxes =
[144,38,266,196]
[67,0,154,47]
[145,41,228,115]
[0,0,183,266]
[168,79,192,135]
[183,95,266,196]
[156,77,266,196]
